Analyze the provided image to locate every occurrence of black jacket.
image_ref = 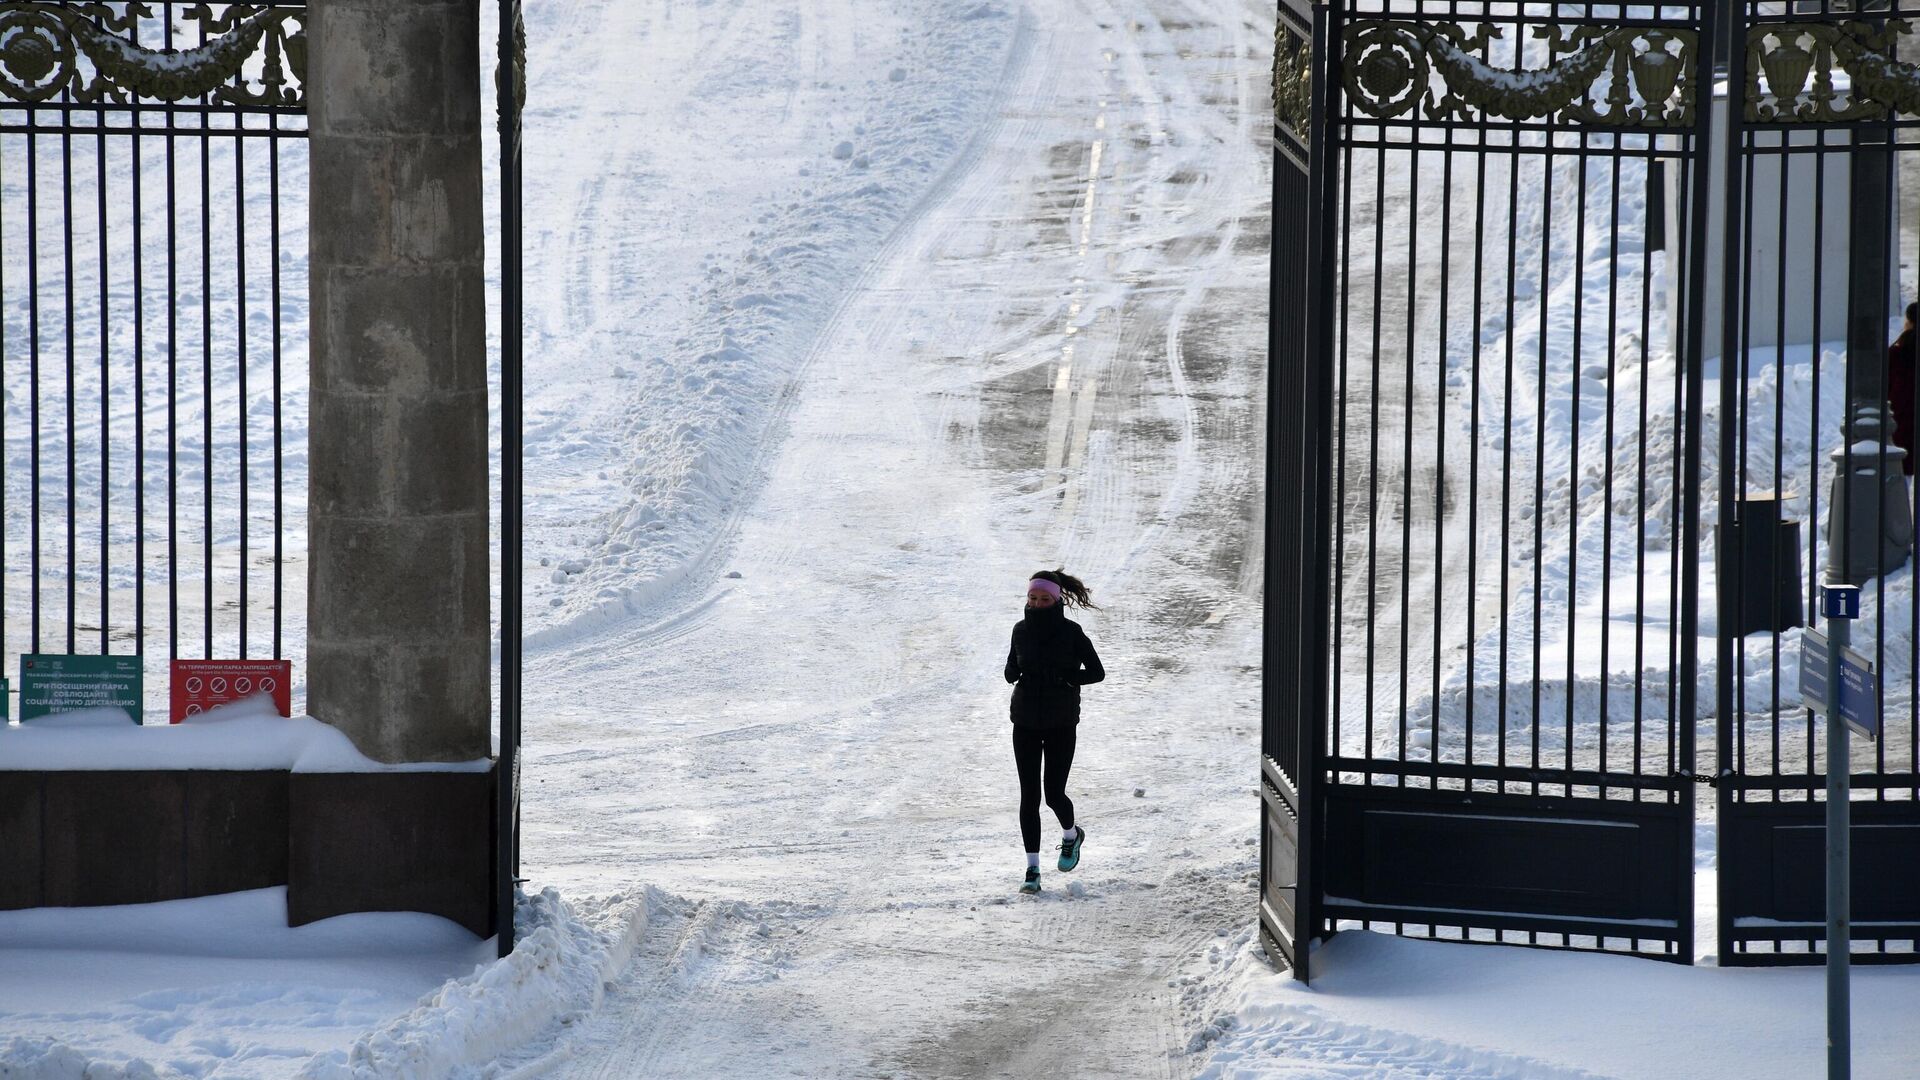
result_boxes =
[1004,603,1105,726]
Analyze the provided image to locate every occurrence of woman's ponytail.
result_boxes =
[1031,568,1098,610]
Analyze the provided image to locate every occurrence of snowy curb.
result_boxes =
[298,887,654,1079]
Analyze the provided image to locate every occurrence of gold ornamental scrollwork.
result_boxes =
[496,0,526,128]
[1272,22,1310,136]
[1341,19,1696,127]
[0,1,305,108]
[1746,20,1920,122]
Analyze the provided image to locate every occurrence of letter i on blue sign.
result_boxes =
[1823,584,1861,619]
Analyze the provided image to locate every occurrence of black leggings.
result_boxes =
[1013,724,1076,854]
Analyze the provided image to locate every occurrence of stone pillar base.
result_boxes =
[1826,443,1914,585]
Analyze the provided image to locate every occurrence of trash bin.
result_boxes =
[1733,495,1804,635]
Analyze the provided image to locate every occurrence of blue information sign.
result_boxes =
[1801,629,1879,740]
[1821,584,1861,620]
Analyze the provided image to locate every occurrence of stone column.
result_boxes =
[307,0,490,762]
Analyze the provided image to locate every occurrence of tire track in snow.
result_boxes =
[522,0,1273,1075]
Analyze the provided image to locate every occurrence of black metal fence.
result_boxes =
[1265,0,1920,980]
[0,1,308,714]
[1715,1,1920,965]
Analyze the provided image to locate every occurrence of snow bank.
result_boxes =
[0,695,487,772]
[0,889,493,1078]
[514,0,1021,648]
[0,1039,161,1080]
[1197,929,1920,1080]
[299,888,654,1080]
[0,888,654,1080]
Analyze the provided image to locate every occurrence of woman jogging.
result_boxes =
[1004,569,1105,894]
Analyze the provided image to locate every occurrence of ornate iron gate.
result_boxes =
[1273,0,1920,977]
[1267,0,1720,978]
[0,2,309,702]
[1260,0,1328,982]
[1714,2,1920,966]
[2,1,524,950]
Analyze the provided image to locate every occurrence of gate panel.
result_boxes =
[1260,0,1325,982]
[1716,2,1920,966]
[0,3,308,708]
[1308,0,1714,961]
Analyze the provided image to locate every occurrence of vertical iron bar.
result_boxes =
[1772,132,1790,781]
[1570,134,1588,792]
[166,8,178,660]
[1601,140,1621,797]
[1501,128,1519,788]
[1809,135,1827,800]
[97,99,109,657]
[133,116,145,666]
[270,114,282,659]
[1708,0,1744,970]
[1433,132,1452,780]
[237,119,249,658]
[1333,109,1354,766]
[1535,134,1553,796]
[29,119,40,654]
[1302,0,1341,976]
[1735,133,1756,763]
[1634,139,1655,799]
[63,103,75,655]
[201,20,213,661]
[1874,118,1893,790]
[1466,130,1485,777]
[1399,138,1418,783]
[1366,139,1384,783]
[1671,137,1688,797]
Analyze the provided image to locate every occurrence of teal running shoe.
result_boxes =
[1058,826,1084,872]
[1020,867,1041,894]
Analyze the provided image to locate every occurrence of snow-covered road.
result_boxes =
[517,0,1274,1074]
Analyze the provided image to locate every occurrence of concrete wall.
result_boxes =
[307,0,490,763]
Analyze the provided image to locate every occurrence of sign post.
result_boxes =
[1821,582,1860,1080]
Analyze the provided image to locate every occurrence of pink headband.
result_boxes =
[1028,579,1061,598]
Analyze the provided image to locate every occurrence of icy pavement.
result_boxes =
[516,0,1274,1075]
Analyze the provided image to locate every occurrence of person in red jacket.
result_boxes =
[1003,569,1105,894]
[1889,302,1917,477]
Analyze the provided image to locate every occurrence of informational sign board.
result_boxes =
[169,659,292,723]
[0,677,10,721]
[1801,629,1880,740]
[19,654,143,723]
